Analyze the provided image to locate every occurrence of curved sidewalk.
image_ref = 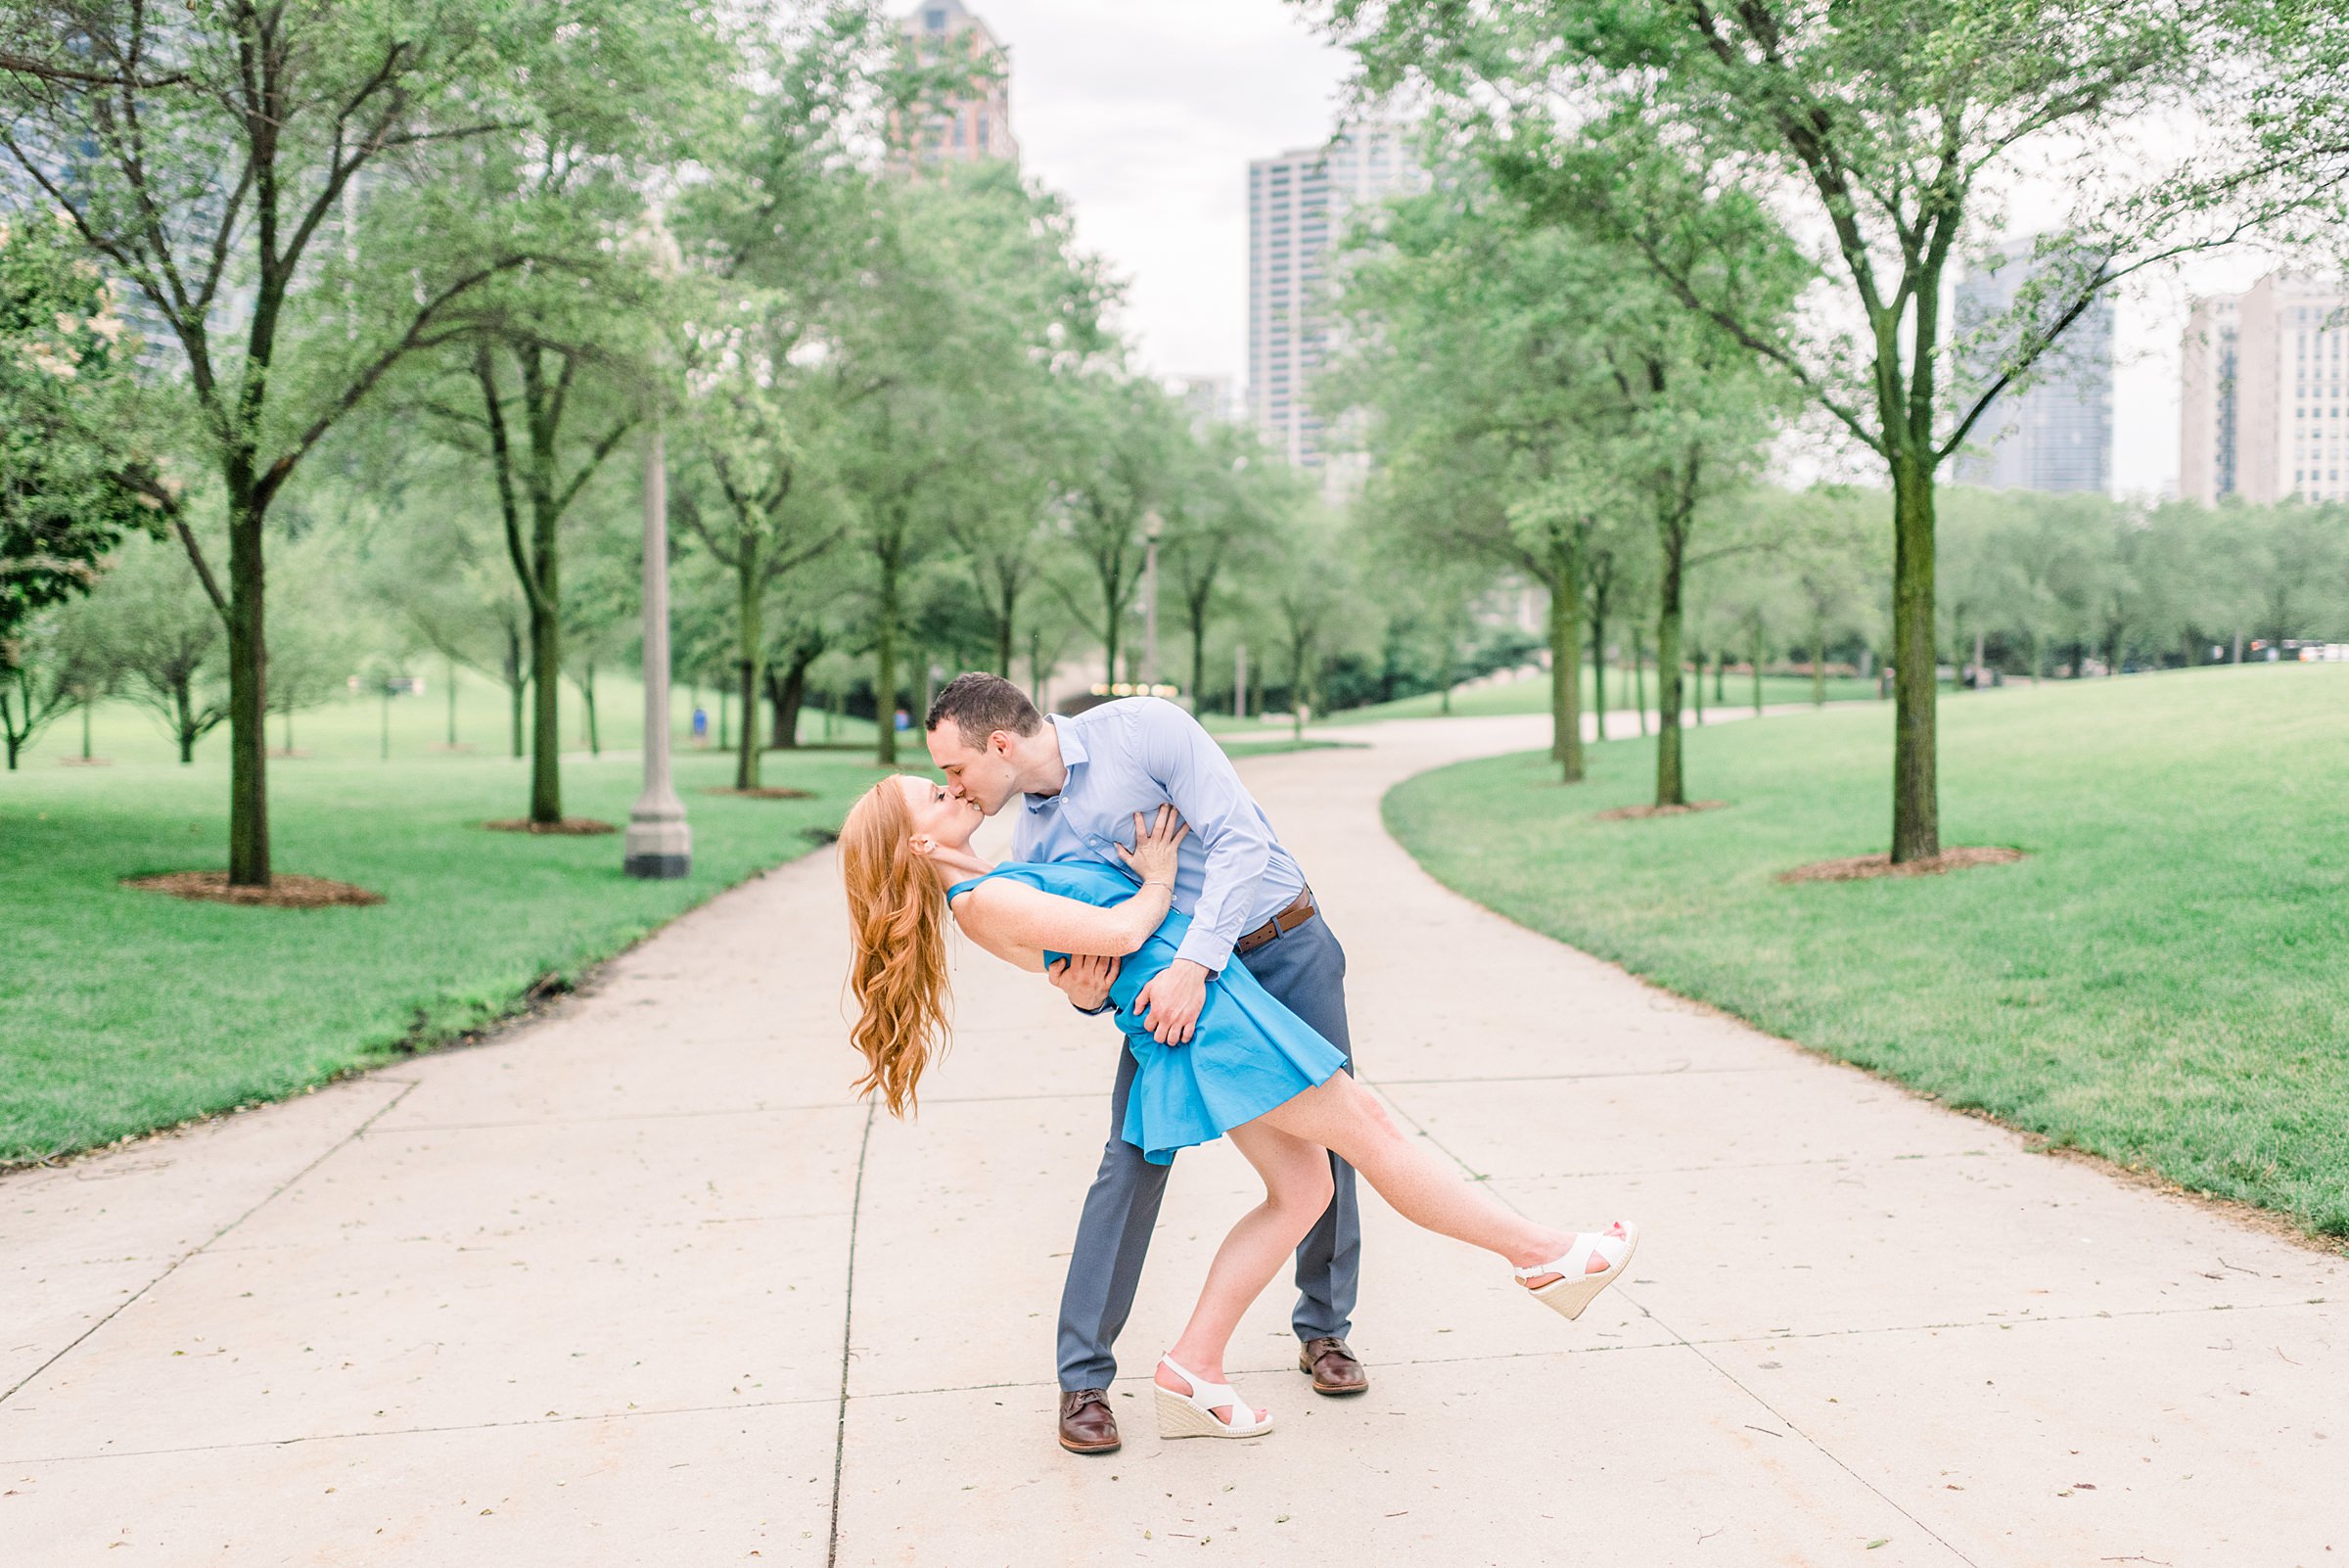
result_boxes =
[4,713,2342,1566]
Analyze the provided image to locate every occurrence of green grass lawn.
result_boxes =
[1310,667,1881,726]
[1383,663,2349,1239]
[1,744,901,1165]
[15,662,881,769]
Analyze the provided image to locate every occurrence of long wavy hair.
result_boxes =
[838,778,952,1117]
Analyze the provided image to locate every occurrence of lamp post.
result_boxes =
[624,422,691,879]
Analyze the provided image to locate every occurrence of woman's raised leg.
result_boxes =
[1156,1120,1335,1425]
[1253,1074,1605,1285]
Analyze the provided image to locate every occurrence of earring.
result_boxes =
[910,836,936,856]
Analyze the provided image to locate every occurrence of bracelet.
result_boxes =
[1143,879,1174,890]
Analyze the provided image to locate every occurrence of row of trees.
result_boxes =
[1305,0,2349,858]
[0,2,1340,879]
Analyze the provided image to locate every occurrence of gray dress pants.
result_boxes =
[1055,912,1359,1392]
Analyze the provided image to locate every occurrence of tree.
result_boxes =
[1,207,162,652]
[1310,0,2349,857]
[1163,422,1289,710]
[1261,504,1359,742]
[1,607,106,768]
[1054,377,1177,687]
[65,534,228,763]
[675,377,846,788]
[1332,179,1618,780]
[1,0,732,881]
[829,164,1110,762]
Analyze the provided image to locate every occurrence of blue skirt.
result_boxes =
[1105,924,1347,1165]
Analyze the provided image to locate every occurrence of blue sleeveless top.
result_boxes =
[947,861,1345,1163]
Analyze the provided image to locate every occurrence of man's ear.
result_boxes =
[990,729,1016,758]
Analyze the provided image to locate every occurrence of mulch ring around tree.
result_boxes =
[482,817,618,836]
[1593,800,1729,821]
[1778,846,2027,885]
[123,871,386,908]
[703,786,813,800]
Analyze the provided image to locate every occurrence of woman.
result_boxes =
[840,774,1637,1441]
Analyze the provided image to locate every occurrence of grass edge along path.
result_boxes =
[1380,664,2349,1245]
[2,749,898,1168]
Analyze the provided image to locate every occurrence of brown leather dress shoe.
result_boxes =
[1057,1388,1122,1453]
[1297,1336,1369,1396]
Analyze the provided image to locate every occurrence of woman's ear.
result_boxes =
[909,835,937,857]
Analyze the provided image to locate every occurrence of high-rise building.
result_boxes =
[2182,273,2349,506]
[893,2,1017,170]
[2180,295,2240,505]
[1246,123,1422,480]
[1952,240,2114,493]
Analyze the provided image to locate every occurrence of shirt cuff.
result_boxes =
[1174,930,1233,975]
[1071,996,1116,1017]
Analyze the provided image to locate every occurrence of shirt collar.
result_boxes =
[1022,714,1087,813]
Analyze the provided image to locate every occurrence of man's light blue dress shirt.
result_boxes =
[1010,698,1307,974]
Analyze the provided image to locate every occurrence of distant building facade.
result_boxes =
[2182,272,2349,506]
[893,2,1018,170]
[1952,240,2114,493]
[1168,373,1236,431]
[1245,123,1422,484]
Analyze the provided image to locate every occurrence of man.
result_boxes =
[924,672,1366,1455]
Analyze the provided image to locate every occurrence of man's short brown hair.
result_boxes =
[925,672,1043,748]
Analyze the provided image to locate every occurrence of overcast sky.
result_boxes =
[974,0,2273,499]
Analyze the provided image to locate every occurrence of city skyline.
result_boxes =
[898,1,2261,502]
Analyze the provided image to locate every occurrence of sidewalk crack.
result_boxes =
[1,1081,421,1408]
[826,1099,877,1568]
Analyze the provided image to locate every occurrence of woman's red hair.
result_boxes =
[838,779,952,1116]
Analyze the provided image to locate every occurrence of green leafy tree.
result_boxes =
[1,209,163,653]
[1,0,728,881]
[1310,0,2349,855]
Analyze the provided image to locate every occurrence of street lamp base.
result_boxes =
[623,811,692,880]
[623,850,692,880]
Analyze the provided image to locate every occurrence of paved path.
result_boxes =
[5,714,2342,1566]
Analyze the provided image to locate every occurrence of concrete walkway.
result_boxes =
[5,714,2342,1566]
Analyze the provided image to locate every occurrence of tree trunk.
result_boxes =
[174,672,198,764]
[1098,572,1122,694]
[1188,592,1212,716]
[223,489,269,882]
[1634,625,1647,738]
[1655,524,1686,808]
[772,653,810,749]
[735,543,762,791]
[1589,581,1608,742]
[1690,640,1704,727]
[1549,544,1585,783]
[1889,453,1940,863]
[875,544,901,766]
[528,520,563,824]
[504,624,526,758]
[580,660,599,757]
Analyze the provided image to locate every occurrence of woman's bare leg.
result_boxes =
[1157,1121,1334,1423]
[1253,1074,1601,1284]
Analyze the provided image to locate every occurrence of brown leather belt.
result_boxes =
[1233,888,1316,957]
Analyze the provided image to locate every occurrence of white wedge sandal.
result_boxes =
[1154,1354,1274,1441]
[1515,1221,1640,1320]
